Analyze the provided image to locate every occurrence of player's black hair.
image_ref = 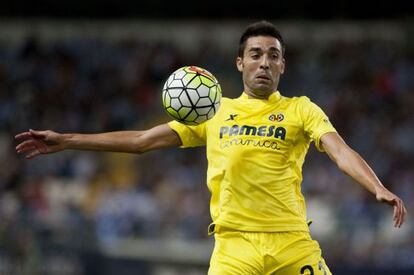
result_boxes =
[238,20,285,57]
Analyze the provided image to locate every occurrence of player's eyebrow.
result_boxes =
[268,47,281,53]
[248,47,263,53]
[248,46,281,53]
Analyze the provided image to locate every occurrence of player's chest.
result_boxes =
[208,107,304,150]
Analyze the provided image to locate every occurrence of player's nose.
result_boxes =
[259,57,270,69]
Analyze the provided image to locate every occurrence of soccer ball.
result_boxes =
[162,66,222,125]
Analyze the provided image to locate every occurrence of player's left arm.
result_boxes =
[320,132,407,228]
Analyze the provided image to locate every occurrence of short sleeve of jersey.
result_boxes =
[299,96,337,152]
[168,120,206,148]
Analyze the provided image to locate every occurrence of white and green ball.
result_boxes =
[162,66,222,125]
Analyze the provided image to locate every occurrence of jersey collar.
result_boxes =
[239,91,281,103]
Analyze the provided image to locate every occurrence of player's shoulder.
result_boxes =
[221,96,233,103]
[280,94,312,106]
[207,96,232,123]
[214,96,233,114]
[219,96,235,107]
[278,95,323,118]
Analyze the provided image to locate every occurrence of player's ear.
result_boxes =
[236,56,243,72]
[280,57,285,74]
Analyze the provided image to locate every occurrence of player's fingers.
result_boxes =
[393,203,398,226]
[29,129,47,139]
[16,139,45,151]
[394,199,404,228]
[17,145,36,154]
[398,200,407,228]
[392,199,400,226]
[16,140,37,152]
[15,132,32,140]
[395,202,401,228]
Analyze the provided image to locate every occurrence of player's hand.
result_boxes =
[376,187,407,228]
[15,129,66,159]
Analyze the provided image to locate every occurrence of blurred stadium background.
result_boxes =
[1,2,414,275]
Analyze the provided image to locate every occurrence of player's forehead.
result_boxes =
[245,36,282,53]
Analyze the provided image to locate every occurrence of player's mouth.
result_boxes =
[255,74,271,81]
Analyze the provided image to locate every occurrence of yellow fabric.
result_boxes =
[168,91,337,232]
[208,226,332,275]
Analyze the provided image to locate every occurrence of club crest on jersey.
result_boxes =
[269,113,284,122]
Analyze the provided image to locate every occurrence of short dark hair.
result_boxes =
[238,20,285,57]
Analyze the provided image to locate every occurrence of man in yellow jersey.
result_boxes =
[15,21,407,274]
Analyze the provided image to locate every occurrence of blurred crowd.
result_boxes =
[0,22,414,274]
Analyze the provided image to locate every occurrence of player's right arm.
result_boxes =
[15,124,182,159]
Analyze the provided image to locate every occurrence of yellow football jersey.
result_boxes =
[168,91,337,232]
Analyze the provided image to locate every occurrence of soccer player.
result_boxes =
[15,21,406,274]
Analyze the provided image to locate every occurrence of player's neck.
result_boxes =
[244,90,275,100]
